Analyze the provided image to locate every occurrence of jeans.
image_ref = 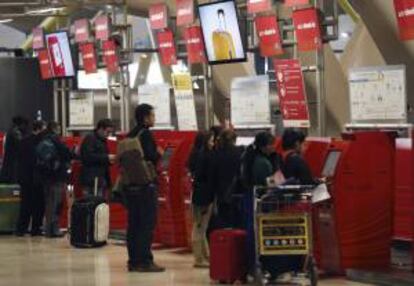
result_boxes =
[44,181,65,236]
[192,204,212,264]
[125,184,158,267]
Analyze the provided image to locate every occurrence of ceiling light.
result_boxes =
[0,19,13,24]
[26,7,65,16]
[341,32,351,38]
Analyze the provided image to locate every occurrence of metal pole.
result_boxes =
[61,79,67,136]
[122,4,131,131]
[119,69,126,132]
[316,0,326,136]
[203,64,210,130]
[53,80,59,122]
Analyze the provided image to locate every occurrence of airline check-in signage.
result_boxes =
[285,0,309,7]
[157,29,177,66]
[394,0,414,41]
[273,59,310,128]
[292,8,322,51]
[74,19,90,43]
[255,15,283,57]
[149,3,168,30]
[80,43,97,74]
[184,26,207,64]
[95,15,111,41]
[102,40,119,74]
[32,28,45,50]
[176,0,194,26]
[37,49,53,79]
[247,0,272,14]
[172,73,198,131]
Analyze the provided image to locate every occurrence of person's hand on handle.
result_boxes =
[157,146,164,156]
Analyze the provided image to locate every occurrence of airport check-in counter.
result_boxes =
[317,132,395,274]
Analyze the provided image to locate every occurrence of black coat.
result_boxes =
[17,132,46,186]
[80,132,111,187]
[128,126,160,165]
[282,152,317,185]
[0,127,24,183]
[43,133,74,182]
[189,149,214,206]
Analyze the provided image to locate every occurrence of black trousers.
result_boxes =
[125,184,158,267]
[16,182,45,234]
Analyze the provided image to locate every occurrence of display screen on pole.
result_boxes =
[45,32,75,78]
[198,0,246,65]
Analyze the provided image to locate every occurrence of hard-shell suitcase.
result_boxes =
[210,229,248,283]
[0,184,20,233]
[70,196,109,248]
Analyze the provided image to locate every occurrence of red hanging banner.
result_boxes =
[37,49,53,80]
[273,59,310,128]
[32,27,45,50]
[149,3,168,30]
[157,29,177,66]
[285,0,309,7]
[95,15,111,41]
[102,40,119,74]
[80,43,97,74]
[292,8,322,51]
[184,26,207,64]
[74,19,90,43]
[255,15,283,57]
[394,0,414,41]
[176,0,194,26]
[247,0,272,14]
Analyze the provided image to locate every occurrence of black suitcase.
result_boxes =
[70,196,109,248]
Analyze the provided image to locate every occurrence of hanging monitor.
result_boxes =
[45,31,75,78]
[198,0,246,65]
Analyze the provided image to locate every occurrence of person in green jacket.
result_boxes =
[251,132,280,186]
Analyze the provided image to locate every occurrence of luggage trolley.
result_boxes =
[253,185,318,286]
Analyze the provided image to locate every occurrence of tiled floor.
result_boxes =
[0,236,373,286]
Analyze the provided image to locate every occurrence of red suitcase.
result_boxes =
[210,229,248,284]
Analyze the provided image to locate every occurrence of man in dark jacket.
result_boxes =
[80,119,115,198]
[0,116,29,183]
[125,104,165,273]
[38,121,74,238]
[15,120,47,236]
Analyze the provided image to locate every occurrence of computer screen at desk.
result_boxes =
[161,147,174,170]
[322,151,342,177]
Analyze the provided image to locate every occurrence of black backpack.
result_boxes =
[35,137,60,175]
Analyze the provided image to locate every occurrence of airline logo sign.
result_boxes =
[176,0,194,26]
[102,40,119,74]
[394,0,414,40]
[37,49,53,80]
[32,28,45,50]
[74,19,90,43]
[285,0,309,7]
[95,15,111,41]
[149,3,168,30]
[80,43,97,74]
[184,26,207,64]
[247,0,272,14]
[255,15,283,57]
[292,8,322,51]
[157,29,177,66]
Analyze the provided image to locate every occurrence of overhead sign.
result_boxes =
[37,49,53,80]
[102,40,119,74]
[74,19,90,43]
[247,0,272,14]
[292,8,322,51]
[176,0,194,26]
[80,42,97,74]
[349,65,407,123]
[149,3,168,30]
[157,29,177,66]
[394,0,414,41]
[69,91,94,128]
[184,26,207,64]
[255,15,283,57]
[285,0,309,7]
[95,15,111,41]
[171,73,198,131]
[273,59,310,128]
[32,27,45,50]
[138,84,172,129]
[231,75,271,129]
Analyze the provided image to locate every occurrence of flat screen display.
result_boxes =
[161,147,174,170]
[45,32,75,78]
[198,0,246,65]
[322,151,342,177]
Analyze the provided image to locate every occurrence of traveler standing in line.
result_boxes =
[188,131,215,268]
[122,104,165,272]
[80,119,116,199]
[37,122,74,238]
[0,116,29,183]
[15,120,47,236]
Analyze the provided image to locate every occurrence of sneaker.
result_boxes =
[129,263,165,273]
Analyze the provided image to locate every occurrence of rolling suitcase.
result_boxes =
[0,184,20,233]
[70,178,109,248]
[210,229,248,283]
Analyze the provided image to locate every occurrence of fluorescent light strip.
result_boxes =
[0,19,13,24]
[26,7,65,15]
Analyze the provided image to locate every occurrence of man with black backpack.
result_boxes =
[36,121,74,238]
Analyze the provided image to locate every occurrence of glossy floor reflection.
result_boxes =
[0,236,373,286]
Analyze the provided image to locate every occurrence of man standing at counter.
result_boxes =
[119,104,165,273]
